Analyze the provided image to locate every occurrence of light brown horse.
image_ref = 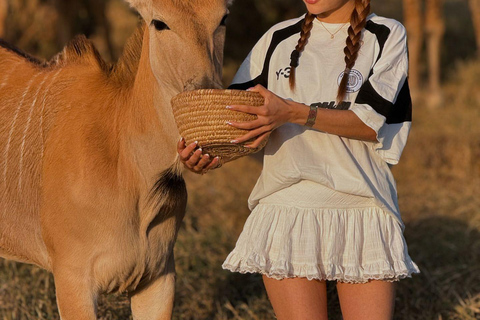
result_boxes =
[0,0,228,318]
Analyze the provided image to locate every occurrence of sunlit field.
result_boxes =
[1,0,479,319]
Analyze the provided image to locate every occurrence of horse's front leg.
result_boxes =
[53,264,99,320]
[130,254,176,320]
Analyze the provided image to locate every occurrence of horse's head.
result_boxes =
[126,0,230,91]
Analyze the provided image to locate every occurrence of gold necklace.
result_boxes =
[319,21,349,39]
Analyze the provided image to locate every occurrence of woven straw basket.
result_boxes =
[171,89,267,164]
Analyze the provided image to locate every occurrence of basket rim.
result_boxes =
[171,88,263,104]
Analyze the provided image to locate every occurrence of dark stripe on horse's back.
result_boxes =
[0,38,45,66]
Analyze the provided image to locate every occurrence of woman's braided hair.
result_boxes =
[289,12,316,91]
[289,0,371,104]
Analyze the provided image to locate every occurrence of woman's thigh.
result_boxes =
[336,280,397,320]
[262,276,328,320]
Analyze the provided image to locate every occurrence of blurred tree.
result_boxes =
[402,0,478,108]
[424,0,445,108]
[225,0,304,64]
[3,0,58,57]
[0,0,6,38]
[402,0,423,101]
[52,0,116,60]
[400,0,446,108]
[2,0,117,61]
[1,0,477,85]
[470,0,480,57]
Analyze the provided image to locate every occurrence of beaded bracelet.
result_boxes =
[305,104,318,127]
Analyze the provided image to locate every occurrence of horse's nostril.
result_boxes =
[199,76,224,90]
[184,77,223,91]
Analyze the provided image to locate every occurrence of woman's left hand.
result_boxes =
[227,85,293,148]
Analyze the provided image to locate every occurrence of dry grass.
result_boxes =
[1,0,480,318]
[1,60,479,319]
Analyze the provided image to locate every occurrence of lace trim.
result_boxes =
[222,252,420,284]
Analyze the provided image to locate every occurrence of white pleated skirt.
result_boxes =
[222,180,420,283]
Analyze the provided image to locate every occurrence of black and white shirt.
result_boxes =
[230,13,412,228]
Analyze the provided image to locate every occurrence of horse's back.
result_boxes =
[0,48,54,268]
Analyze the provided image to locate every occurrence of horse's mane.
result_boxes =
[0,22,146,87]
[109,22,146,86]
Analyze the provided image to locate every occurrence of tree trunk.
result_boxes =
[52,0,115,61]
[425,0,444,108]
[470,0,480,57]
[85,0,116,61]
[402,0,423,101]
[0,0,7,38]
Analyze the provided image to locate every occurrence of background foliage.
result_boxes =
[1,0,480,319]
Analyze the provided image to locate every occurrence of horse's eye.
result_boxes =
[220,14,228,26]
[152,20,170,31]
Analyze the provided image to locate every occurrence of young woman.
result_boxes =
[178,0,420,318]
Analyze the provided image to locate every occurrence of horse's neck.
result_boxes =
[120,30,181,183]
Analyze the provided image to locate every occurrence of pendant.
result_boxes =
[331,35,334,39]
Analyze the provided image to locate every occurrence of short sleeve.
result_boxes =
[350,21,412,165]
[228,51,264,90]
[228,32,271,90]
[228,17,305,90]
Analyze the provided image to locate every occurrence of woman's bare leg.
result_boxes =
[262,276,328,320]
[336,280,397,320]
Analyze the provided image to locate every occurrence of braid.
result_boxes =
[289,12,316,91]
[337,0,371,103]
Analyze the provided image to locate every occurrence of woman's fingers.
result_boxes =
[185,148,203,168]
[232,125,271,144]
[201,156,222,174]
[226,86,282,145]
[177,137,186,153]
[177,137,223,174]
[193,153,211,171]
[226,104,260,115]
[227,118,265,130]
[178,140,198,162]
[245,132,271,149]
[247,84,268,95]
[207,156,221,170]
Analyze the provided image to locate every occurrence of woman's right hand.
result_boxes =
[177,138,222,175]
